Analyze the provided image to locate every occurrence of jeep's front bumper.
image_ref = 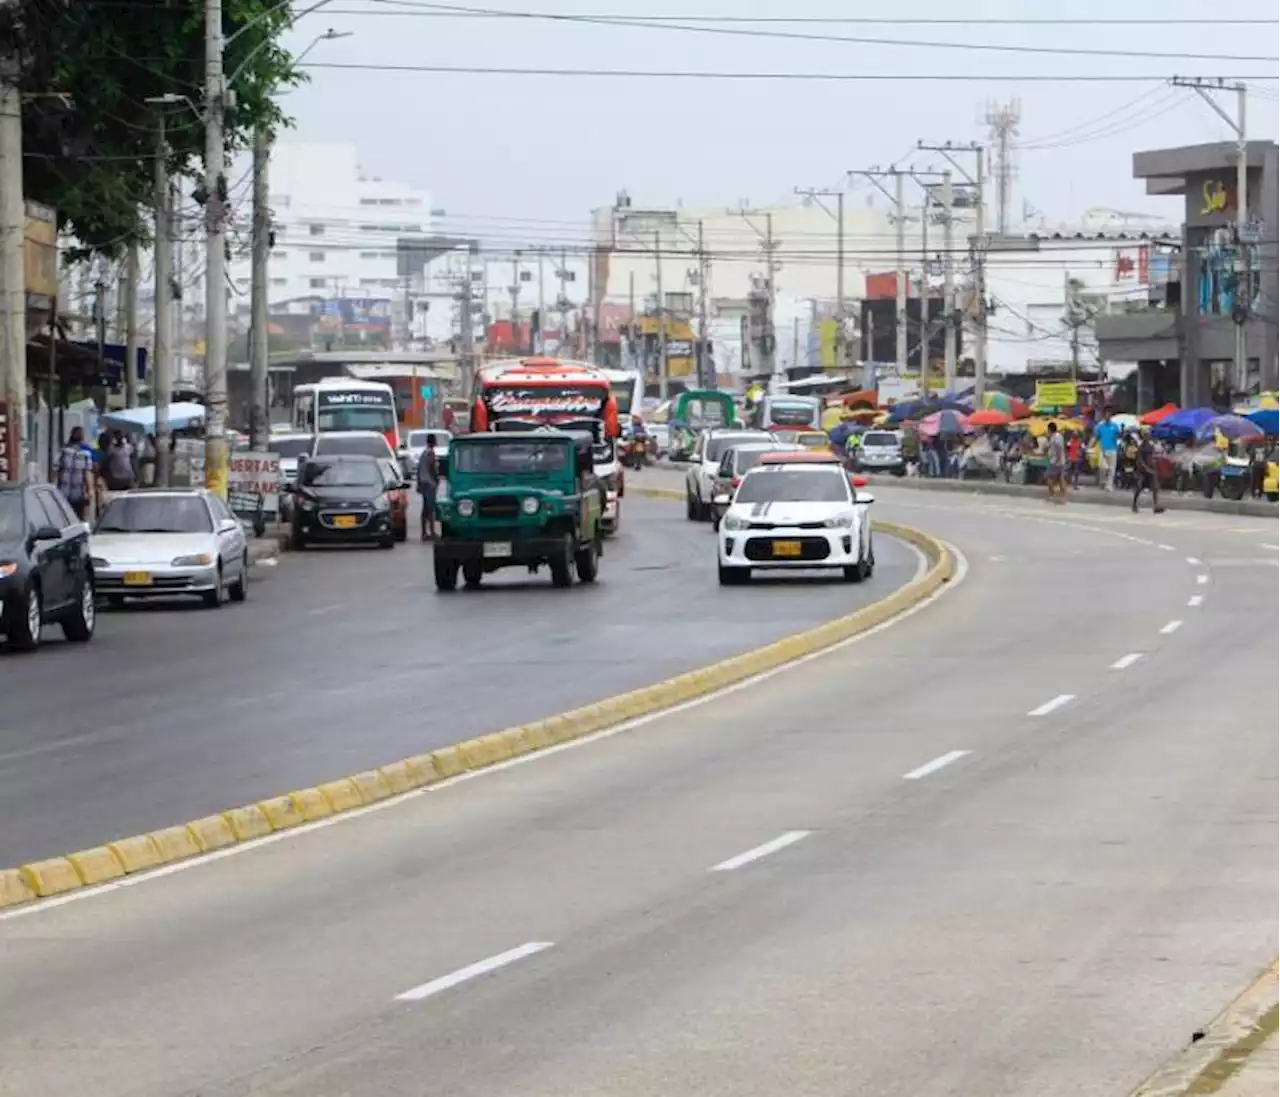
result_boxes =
[433,535,571,564]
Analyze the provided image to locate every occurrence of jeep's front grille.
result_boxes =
[477,495,520,519]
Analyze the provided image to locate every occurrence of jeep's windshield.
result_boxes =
[453,442,569,474]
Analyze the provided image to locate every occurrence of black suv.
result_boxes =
[0,482,96,650]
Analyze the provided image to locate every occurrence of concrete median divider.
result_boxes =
[0,504,955,911]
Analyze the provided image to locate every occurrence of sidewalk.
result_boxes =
[1216,1030,1278,1097]
[857,472,1277,518]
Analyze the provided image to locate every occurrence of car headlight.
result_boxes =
[172,553,214,567]
[822,512,856,529]
[723,514,747,531]
[300,498,316,511]
[0,562,17,578]
[90,556,109,569]
[520,496,540,515]
[456,498,476,517]
[373,494,391,511]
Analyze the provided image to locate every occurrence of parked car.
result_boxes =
[91,489,249,608]
[271,432,316,491]
[290,454,398,549]
[853,430,906,476]
[708,440,790,529]
[0,481,96,650]
[309,430,398,464]
[376,457,411,541]
[405,429,451,479]
[684,428,773,521]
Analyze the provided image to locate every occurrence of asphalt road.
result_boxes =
[0,484,1274,1097]
[0,494,919,865]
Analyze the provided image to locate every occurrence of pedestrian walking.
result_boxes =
[1132,429,1165,514]
[101,430,137,493]
[55,427,96,521]
[1065,430,1083,488]
[417,433,439,541]
[1094,409,1121,491]
[1045,421,1067,505]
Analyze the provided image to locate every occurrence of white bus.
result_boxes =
[291,378,401,454]
[591,366,644,420]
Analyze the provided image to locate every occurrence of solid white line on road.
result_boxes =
[1111,653,1144,670]
[1028,694,1075,717]
[903,750,971,780]
[1158,543,1175,551]
[396,942,554,1003]
[1197,574,1209,585]
[1188,594,1204,607]
[711,831,811,872]
[1159,620,1183,635]
[1186,556,1202,566]
[1262,543,1279,551]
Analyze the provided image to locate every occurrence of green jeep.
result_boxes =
[433,431,604,591]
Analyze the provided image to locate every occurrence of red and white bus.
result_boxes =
[291,378,401,454]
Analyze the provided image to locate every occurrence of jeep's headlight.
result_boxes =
[520,496,539,515]
[723,514,747,531]
[822,512,855,529]
[172,553,214,567]
[456,498,476,517]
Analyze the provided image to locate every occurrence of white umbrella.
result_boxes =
[101,402,206,433]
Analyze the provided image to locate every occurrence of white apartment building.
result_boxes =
[227,141,434,331]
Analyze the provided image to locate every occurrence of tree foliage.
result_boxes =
[4,0,304,259]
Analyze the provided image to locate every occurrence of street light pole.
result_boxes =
[203,0,230,498]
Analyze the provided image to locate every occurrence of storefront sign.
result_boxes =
[228,451,281,518]
[1034,380,1078,408]
[1200,179,1237,216]
[24,202,57,311]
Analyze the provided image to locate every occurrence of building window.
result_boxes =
[309,278,327,289]
[308,223,325,236]
[359,251,382,259]
[271,251,287,260]
[359,198,378,206]
[309,251,325,262]
[271,278,287,287]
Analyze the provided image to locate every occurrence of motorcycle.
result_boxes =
[620,435,650,470]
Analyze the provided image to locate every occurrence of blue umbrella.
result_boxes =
[1195,413,1265,444]
[1152,406,1215,441]
[1244,407,1279,436]
[101,402,206,433]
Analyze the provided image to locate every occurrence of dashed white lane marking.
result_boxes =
[395,942,554,1003]
[1028,694,1075,717]
[710,831,811,873]
[306,603,343,616]
[1196,574,1210,585]
[1158,543,1175,552]
[1159,620,1183,635]
[1186,556,1202,566]
[903,750,971,780]
[1188,595,1204,607]
[1111,653,1144,670]
[1262,543,1279,550]
[255,557,279,568]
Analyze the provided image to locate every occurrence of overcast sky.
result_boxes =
[279,0,1279,236]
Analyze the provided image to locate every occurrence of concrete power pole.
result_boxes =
[895,171,908,378]
[654,229,668,400]
[0,8,25,480]
[248,125,271,453]
[202,0,230,498]
[697,219,711,388]
[941,171,956,392]
[123,244,139,408]
[794,186,846,368]
[458,251,475,394]
[153,116,173,486]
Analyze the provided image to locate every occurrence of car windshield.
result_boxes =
[316,406,396,433]
[453,441,569,474]
[96,495,213,534]
[0,492,24,539]
[271,437,313,459]
[408,431,430,448]
[315,435,389,458]
[771,430,799,444]
[707,434,767,461]
[302,460,382,488]
[863,432,898,447]
[736,469,850,504]
[609,380,636,415]
[734,448,776,474]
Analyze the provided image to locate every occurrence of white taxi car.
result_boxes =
[684,428,773,521]
[715,452,874,585]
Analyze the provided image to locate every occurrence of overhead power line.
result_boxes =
[354,1,1279,62]
[302,63,1278,82]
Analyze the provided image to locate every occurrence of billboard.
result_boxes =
[24,201,57,311]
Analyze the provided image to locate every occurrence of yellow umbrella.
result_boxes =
[821,406,845,432]
[1020,416,1084,437]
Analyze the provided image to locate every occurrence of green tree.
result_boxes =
[4,0,303,258]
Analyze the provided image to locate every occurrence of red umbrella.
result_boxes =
[968,408,1011,427]
[917,409,973,439]
[1139,403,1179,426]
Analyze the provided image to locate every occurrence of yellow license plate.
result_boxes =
[772,541,802,557]
[332,515,358,529]
[122,571,152,586]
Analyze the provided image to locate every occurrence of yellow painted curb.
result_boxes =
[0,512,953,911]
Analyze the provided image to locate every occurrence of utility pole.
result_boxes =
[794,186,846,368]
[509,251,521,328]
[918,141,987,399]
[941,170,956,392]
[735,207,780,384]
[458,249,475,394]
[557,249,569,348]
[0,11,25,480]
[248,125,271,453]
[654,228,668,400]
[153,115,173,486]
[536,251,545,355]
[697,219,711,388]
[203,0,230,498]
[123,244,139,407]
[919,182,930,382]
[895,172,907,378]
[1173,78,1250,393]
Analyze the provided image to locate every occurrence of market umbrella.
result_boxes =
[1238,392,1279,411]
[968,408,1011,427]
[981,391,1033,419]
[1018,416,1084,438]
[841,389,878,408]
[917,409,973,439]
[886,398,969,425]
[1153,406,1215,441]
[829,421,862,448]
[1111,413,1140,430]
[1139,403,1179,426]
[101,402,206,433]
[1244,407,1279,436]
[1195,414,1265,444]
